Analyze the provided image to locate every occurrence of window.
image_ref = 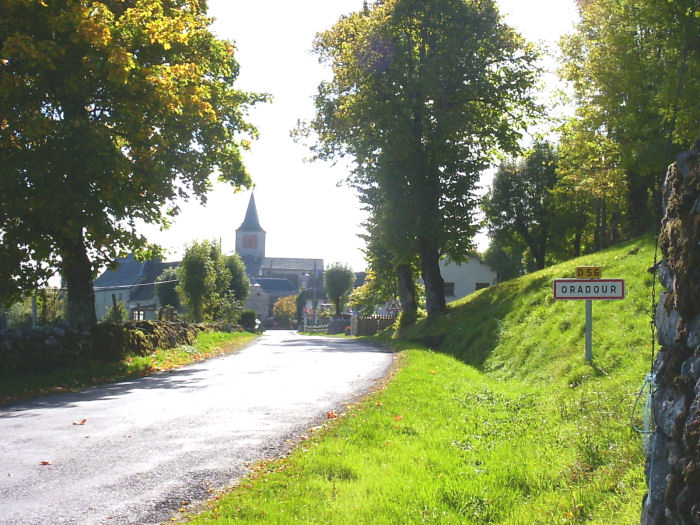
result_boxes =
[475,282,489,291]
[243,235,257,249]
[444,282,455,297]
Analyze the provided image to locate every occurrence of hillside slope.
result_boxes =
[186,237,656,524]
[402,236,655,387]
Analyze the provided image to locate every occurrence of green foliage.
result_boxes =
[558,0,700,235]
[239,310,258,333]
[156,267,181,311]
[0,297,33,329]
[483,141,559,270]
[0,0,265,325]
[300,0,541,316]
[102,301,128,324]
[176,240,242,323]
[177,241,216,322]
[481,237,526,283]
[1,330,256,403]
[295,289,308,323]
[185,237,654,524]
[224,253,250,302]
[272,295,297,329]
[324,263,356,317]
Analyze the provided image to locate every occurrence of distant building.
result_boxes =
[93,255,176,321]
[235,194,323,319]
[92,193,324,322]
[440,256,497,301]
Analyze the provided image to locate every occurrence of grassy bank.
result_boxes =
[0,331,257,404]
[184,237,655,524]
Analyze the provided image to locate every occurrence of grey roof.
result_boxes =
[261,257,323,272]
[93,254,146,289]
[240,255,263,277]
[252,277,298,295]
[237,193,265,233]
[94,256,177,303]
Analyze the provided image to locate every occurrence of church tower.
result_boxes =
[235,193,266,274]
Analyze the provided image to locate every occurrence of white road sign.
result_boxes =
[553,279,625,300]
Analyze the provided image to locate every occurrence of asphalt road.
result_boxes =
[0,331,394,525]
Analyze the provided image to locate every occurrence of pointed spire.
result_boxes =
[237,192,265,232]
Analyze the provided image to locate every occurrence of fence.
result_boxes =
[351,315,397,336]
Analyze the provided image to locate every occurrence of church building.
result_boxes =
[92,193,323,322]
[236,193,324,319]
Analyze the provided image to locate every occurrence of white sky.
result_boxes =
[140,0,579,271]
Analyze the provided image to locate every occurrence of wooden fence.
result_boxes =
[352,315,396,336]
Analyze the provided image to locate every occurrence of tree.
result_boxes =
[176,241,216,322]
[559,0,700,234]
[0,0,264,328]
[224,254,249,302]
[272,295,296,329]
[176,240,235,322]
[301,0,539,317]
[324,263,356,317]
[481,237,526,283]
[156,267,180,311]
[482,142,559,270]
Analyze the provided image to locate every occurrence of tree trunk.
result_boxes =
[626,170,653,237]
[396,264,417,327]
[642,143,700,525]
[573,229,582,258]
[58,232,97,329]
[418,237,445,317]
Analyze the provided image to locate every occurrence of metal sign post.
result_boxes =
[553,268,625,363]
[585,299,592,362]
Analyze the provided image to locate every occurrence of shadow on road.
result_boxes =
[0,367,206,417]
[269,335,393,354]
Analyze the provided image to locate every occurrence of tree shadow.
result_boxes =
[0,367,207,417]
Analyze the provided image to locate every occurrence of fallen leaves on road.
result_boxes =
[394,414,403,421]
[40,460,52,465]
[325,410,338,419]
[73,418,87,426]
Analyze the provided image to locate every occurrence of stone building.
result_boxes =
[235,193,324,319]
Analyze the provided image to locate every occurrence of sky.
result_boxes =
[139,0,579,271]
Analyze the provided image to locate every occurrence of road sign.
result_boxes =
[576,266,602,279]
[553,279,625,300]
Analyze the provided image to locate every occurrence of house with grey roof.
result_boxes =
[92,193,325,322]
[93,255,177,321]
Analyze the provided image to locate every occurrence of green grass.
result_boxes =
[0,331,257,404]
[183,236,655,524]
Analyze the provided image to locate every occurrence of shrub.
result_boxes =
[239,310,258,333]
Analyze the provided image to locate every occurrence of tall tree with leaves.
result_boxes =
[223,253,249,302]
[324,263,356,318]
[300,0,539,316]
[483,142,559,271]
[0,0,264,328]
[559,0,700,234]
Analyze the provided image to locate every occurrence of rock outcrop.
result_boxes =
[642,141,700,524]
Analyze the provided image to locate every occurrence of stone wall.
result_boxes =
[642,142,700,525]
[0,321,207,375]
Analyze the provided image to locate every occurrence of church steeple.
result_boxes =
[235,193,266,264]
[237,192,265,233]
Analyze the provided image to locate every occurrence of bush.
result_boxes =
[273,295,296,329]
[239,310,258,333]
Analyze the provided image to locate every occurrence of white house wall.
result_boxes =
[439,258,497,301]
